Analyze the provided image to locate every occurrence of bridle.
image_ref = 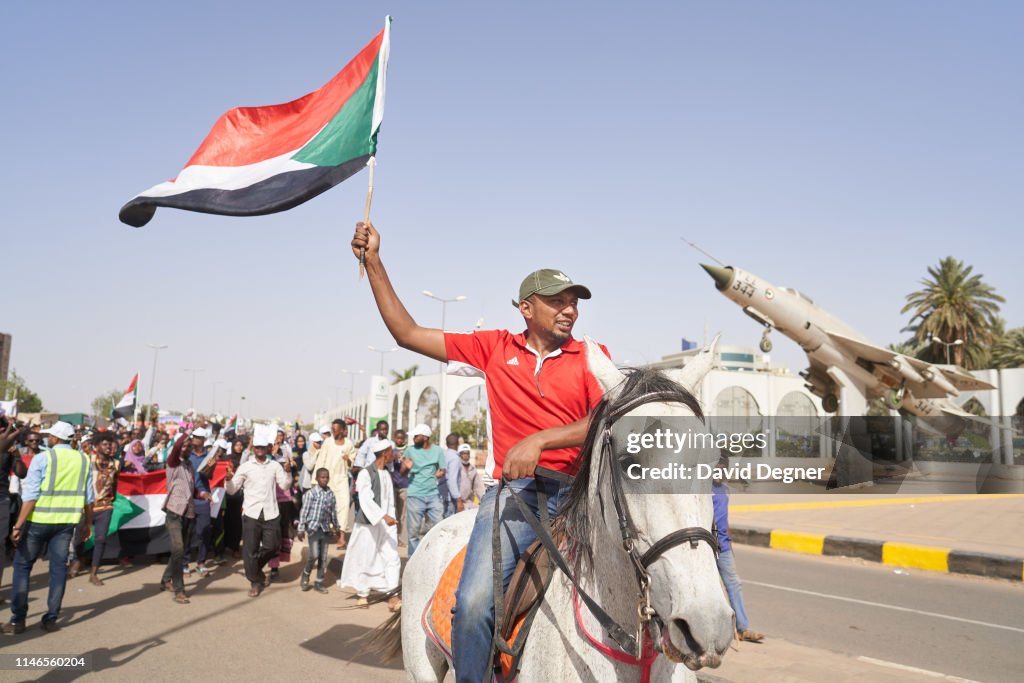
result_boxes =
[598,390,720,656]
[495,389,719,663]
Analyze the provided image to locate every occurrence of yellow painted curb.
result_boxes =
[769,530,825,555]
[882,542,950,572]
[731,494,1024,514]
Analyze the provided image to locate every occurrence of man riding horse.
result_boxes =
[351,222,609,682]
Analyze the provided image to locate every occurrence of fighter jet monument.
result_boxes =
[700,263,995,430]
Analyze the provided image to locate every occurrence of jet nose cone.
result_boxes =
[701,264,733,290]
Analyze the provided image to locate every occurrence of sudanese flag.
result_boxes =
[89,463,231,558]
[119,18,391,228]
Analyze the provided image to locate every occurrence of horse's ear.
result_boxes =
[667,333,720,398]
[585,336,625,395]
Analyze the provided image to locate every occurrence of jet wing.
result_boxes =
[908,359,996,393]
[822,330,996,395]
[822,330,900,365]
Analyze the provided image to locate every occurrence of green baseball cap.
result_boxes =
[512,269,592,307]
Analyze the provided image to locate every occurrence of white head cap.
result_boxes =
[309,432,323,444]
[192,427,210,439]
[42,421,76,441]
[457,443,471,453]
[372,438,394,454]
[411,423,432,438]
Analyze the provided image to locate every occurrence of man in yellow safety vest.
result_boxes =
[2,421,94,635]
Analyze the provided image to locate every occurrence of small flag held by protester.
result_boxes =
[112,373,138,421]
[119,17,391,228]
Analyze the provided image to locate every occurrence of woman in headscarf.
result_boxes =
[222,438,246,558]
[291,433,308,511]
[122,438,148,474]
[146,431,171,471]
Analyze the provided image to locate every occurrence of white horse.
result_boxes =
[396,338,735,682]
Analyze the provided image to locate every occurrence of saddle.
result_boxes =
[424,540,553,680]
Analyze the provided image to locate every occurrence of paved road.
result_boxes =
[710,544,1024,683]
[1,543,1021,682]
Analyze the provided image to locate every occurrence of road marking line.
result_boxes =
[856,656,980,682]
[883,542,950,572]
[745,580,1024,634]
[769,530,825,555]
[731,494,1024,513]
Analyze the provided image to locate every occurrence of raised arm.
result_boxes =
[351,221,447,362]
[166,433,188,468]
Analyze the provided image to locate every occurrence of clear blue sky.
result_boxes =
[2,1,1021,419]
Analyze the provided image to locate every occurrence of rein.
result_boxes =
[491,390,720,671]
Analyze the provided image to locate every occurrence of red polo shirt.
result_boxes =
[444,329,610,479]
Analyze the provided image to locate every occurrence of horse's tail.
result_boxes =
[342,586,403,662]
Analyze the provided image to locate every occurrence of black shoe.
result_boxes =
[40,621,61,633]
[301,583,311,592]
[1,621,25,635]
[314,585,329,594]
[270,568,280,581]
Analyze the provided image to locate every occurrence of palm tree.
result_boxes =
[389,365,419,385]
[991,326,1024,369]
[900,257,1004,369]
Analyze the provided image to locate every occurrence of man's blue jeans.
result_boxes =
[10,521,76,625]
[185,501,212,566]
[452,478,564,683]
[406,494,443,557]
[716,549,749,631]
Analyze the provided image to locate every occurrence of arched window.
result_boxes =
[391,395,399,431]
[402,391,411,431]
[416,387,440,433]
[776,391,819,458]
[961,398,987,417]
[712,386,763,457]
[452,385,489,449]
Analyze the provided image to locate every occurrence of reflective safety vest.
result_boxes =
[28,446,90,524]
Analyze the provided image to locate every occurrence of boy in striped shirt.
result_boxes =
[296,468,338,593]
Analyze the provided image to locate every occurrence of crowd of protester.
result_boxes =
[0,412,485,624]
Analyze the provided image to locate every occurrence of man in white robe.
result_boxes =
[338,439,401,610]
[315,419,355,548]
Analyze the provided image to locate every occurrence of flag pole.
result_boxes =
[134,369,141,426]
[358,156,377,279]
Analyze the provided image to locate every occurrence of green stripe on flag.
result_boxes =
[83,493,146,551]
[292,59,379,166]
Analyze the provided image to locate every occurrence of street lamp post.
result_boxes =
[368,345,398,375]
[341,369,365,400]
[422,291,467,437]
[184,368,205,412]
[211,381,224,415]
[329,385,344,414]
[931,335,964,365]
[146,343,168,417]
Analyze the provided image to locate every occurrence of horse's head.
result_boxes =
[576,337,734,670]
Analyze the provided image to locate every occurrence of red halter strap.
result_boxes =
[573,588,659,683]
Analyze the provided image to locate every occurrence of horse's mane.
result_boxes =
[554,366,704,578]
